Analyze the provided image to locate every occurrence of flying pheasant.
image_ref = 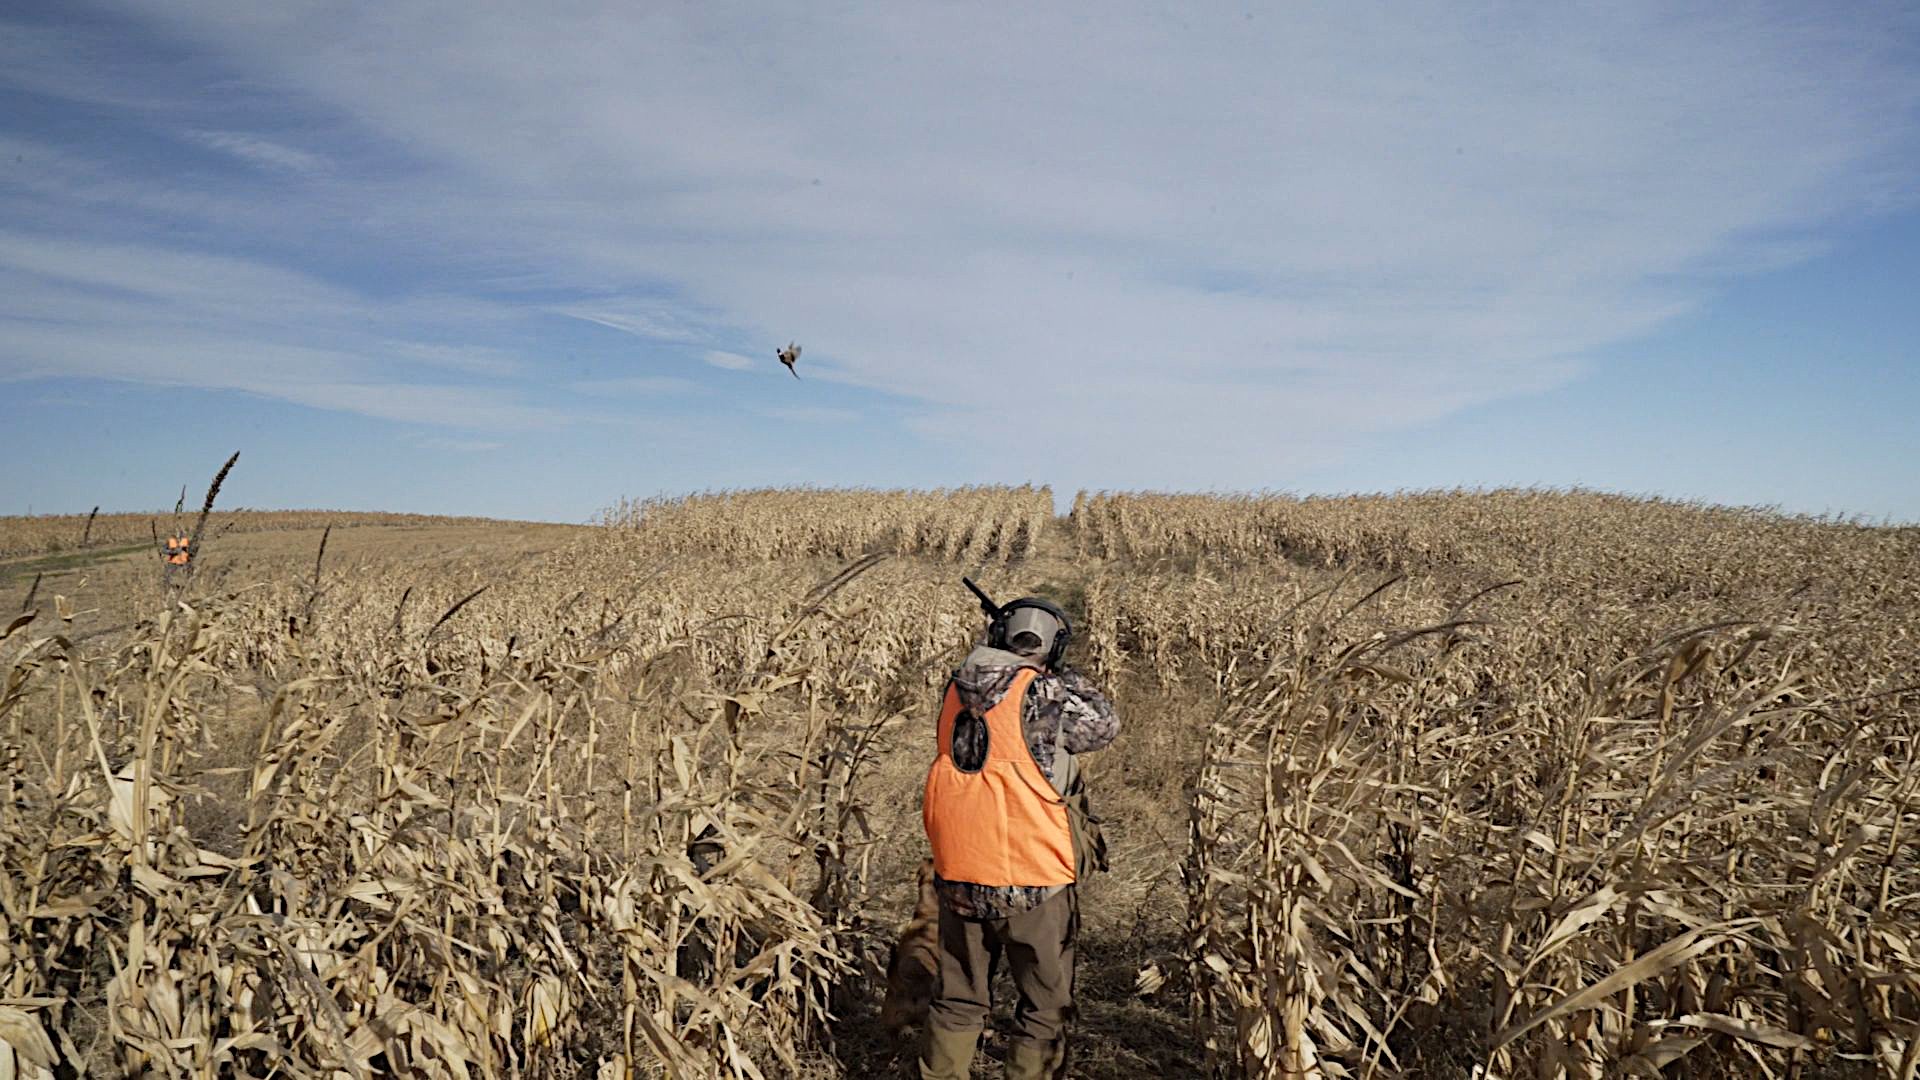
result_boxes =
[777,342,801,379]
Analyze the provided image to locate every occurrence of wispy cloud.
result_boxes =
[5,1,1917,492]
[755,404,860,424]
[418,436,504,453]
[703,350,754,371]
[185,130,329,175]
[383,343,525,379]
[0,225,562,430]
[556,302,710,344]
[568,375,703,396]
[0,321,566,430]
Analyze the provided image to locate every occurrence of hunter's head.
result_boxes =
[999,599,1070,665]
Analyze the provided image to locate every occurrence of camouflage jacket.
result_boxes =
[932,645,1119,919]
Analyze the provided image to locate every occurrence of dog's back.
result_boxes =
[879,857,940,1032]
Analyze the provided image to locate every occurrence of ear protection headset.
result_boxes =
[988,596,1074,669]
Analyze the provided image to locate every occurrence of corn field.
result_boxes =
[602,487,1052,564]
[2,486,1915,1077]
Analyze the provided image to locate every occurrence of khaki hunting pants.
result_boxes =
[928,886,1078,1050]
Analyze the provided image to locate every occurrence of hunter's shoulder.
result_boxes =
[958,644,1033,675]
[1046,666,1106,695]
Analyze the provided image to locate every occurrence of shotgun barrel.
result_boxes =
[961,577,1000,618]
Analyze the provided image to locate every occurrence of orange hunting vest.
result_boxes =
[923,668,1075,888]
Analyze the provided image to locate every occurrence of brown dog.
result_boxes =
[880,857,941,1033]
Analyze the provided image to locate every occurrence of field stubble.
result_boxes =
[2,486,1915,1078]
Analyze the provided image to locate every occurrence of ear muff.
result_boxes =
[1047,618,1073,669]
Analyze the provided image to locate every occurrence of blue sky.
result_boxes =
[2,1,1917,524]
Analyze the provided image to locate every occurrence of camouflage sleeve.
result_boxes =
[1049,667,1119,754]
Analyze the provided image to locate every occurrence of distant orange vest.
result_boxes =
[923,668,1075,888]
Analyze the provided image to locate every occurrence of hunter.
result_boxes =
[920,594,1118,1079]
